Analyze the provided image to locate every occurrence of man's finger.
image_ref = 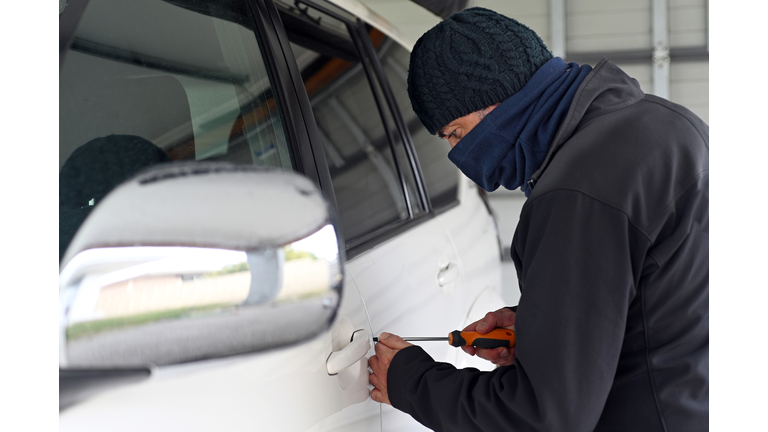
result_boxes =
[480,308,514,331]
[373,339,396,367]
[369,370,382,389]
[462,319,481,332]
[462,315,497,333]
[464,310,504,334]
[477,308,517,334]
[368,354,379,370]
[377,332,413,350]
[475,346,510,361]
[371,388,390,405]
[491,351,517,366]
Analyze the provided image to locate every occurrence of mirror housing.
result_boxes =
[59,163,343,368]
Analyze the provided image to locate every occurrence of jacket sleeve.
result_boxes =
[386,190,648,432]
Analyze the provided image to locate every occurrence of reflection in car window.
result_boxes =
[364,28,425,220]
[279,3,409,243]
[59,0,293,261]
[374,36,460,211]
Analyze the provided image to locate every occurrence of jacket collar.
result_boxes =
[527,59,646,192]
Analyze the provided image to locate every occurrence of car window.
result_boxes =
[59,0,294,261]
[277,1,412,244]
[364,29,426,220]
[373,36,460,211]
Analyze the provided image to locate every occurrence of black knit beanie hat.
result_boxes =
[407,7,553,135]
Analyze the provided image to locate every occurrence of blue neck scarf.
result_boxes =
[447,57,592,196]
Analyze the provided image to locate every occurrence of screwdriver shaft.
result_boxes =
[372,329,515,349]
[372,337,448,342]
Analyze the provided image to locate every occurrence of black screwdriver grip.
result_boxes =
[449,330,466,347]
[471,338,512,349]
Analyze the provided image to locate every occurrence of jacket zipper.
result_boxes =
[527,177,537,192]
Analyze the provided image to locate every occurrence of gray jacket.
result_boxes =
[387,59,709,431]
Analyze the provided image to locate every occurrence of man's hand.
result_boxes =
[461,308,517,366]
[368,332,413,405]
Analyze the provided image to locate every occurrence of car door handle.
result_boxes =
[437,263,459,286]
[326,329,371,375]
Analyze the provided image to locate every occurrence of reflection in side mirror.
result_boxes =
[59,163,343,368]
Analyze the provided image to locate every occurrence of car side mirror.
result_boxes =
[59,163,343,369]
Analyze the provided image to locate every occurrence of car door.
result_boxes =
[58,0,379,430]
[273,0,458,348]
[353,27,507,431]
[279,1,505,430]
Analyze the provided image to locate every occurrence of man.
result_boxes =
[368,7,708,432]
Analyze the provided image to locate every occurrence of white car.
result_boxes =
[58,0,505,430]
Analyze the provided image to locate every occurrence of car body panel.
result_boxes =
[325,0,416,49]
[58,0,506,430]
[59,268,380,432]
[356,174,504,431]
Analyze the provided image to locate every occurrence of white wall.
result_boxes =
[358,0,440,43]
[465,0,709,123]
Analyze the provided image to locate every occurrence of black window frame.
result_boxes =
[352,20,432,214]
[357,22,461,217]
[246,0,330,192]
[271,0,459,258]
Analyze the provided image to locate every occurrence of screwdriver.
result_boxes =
[373,328,515,349]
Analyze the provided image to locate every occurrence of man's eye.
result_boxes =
[448,130,457,139]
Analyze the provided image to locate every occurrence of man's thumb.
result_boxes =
[379,332,412,349]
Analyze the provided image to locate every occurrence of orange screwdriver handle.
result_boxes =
[449,328,516,349]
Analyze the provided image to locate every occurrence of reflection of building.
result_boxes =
[92,256,331,320]
[281,257,331,298]
[95,272,250,319]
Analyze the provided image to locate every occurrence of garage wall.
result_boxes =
[465,0,709,123]
[566,0,652,52]
[468,0,551,44]
[360,0,708,123]
[670,0,708,48]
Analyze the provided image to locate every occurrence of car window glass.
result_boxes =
[373,37,460,211]
[59,0,293,261]
[364,29,425,219]
[278,2,410,243]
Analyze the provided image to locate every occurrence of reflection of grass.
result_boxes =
[66,303,234,341]
[284,246,317,261]
[205,262,249,277]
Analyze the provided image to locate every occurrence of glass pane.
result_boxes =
[364,28,424,218]
[277,2,409,242]
[374,36,460,210]
[60,0,294,261]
